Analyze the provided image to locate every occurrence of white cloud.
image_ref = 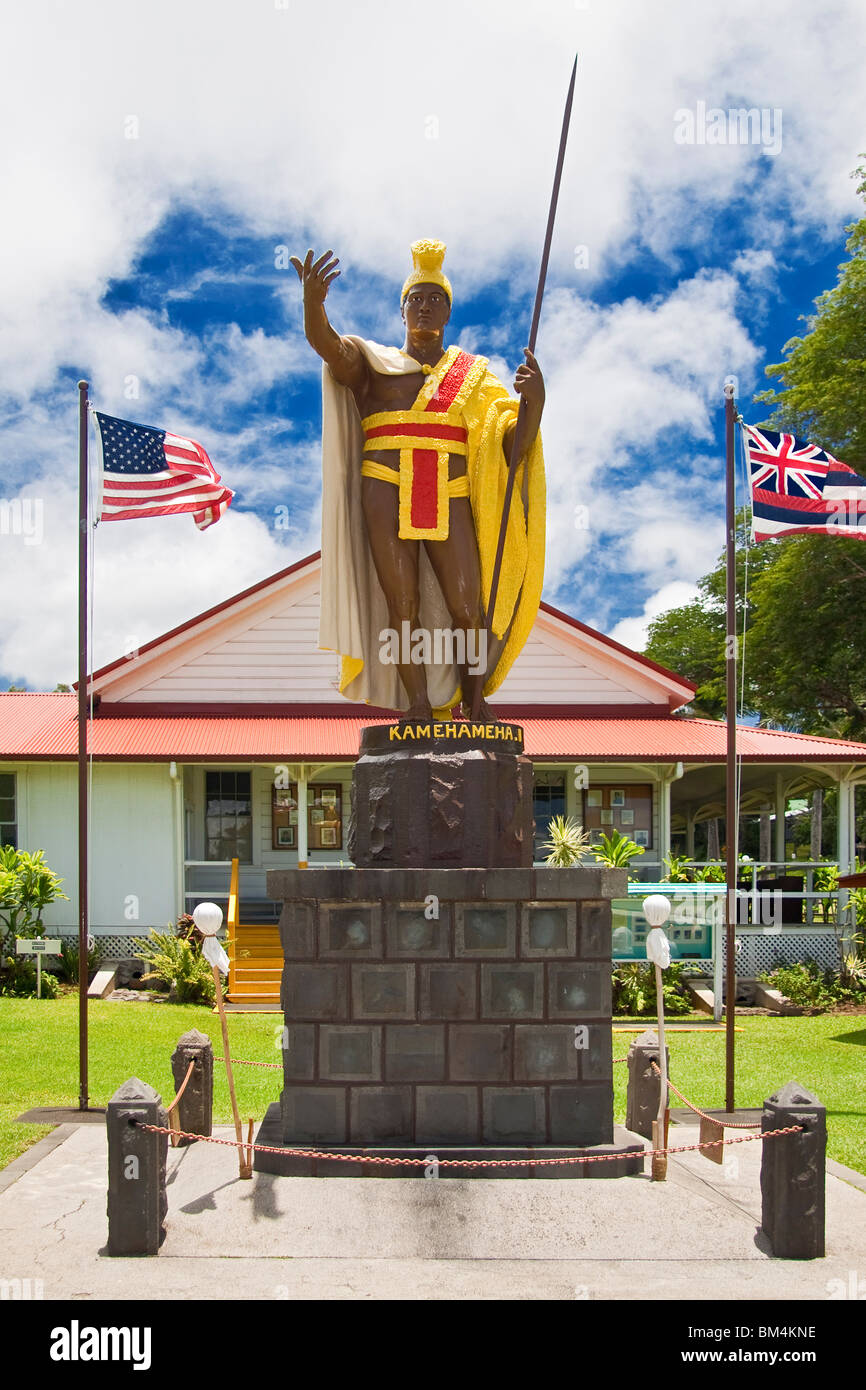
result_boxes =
[537,271,756,602]
[608,581,702,653]
[2,0,864,398]
[2,0,865,684]
[0,480,317,689]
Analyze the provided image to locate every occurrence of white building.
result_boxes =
[2,551,863,991]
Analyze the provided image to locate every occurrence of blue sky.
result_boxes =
[1,0,864,687]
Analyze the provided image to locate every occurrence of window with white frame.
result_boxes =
[205,770,252,863]
[0,773,16,850]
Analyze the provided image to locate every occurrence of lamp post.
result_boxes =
[193,902,252,1179]
[643,893,673,1181]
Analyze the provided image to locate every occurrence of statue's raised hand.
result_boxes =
[289,249,341,305]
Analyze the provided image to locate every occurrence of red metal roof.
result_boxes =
[2,694,865,762]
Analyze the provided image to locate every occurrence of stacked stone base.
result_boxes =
[255,866,644,1178]
[254,1105,644,1179]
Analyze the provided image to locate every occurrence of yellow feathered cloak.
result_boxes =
[318,338,545,714]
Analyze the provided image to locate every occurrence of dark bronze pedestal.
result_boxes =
[254,723,646,1177]
[348,721,533,868]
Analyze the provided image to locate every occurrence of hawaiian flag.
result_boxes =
[94,412,233,530]
[744,425,866,542]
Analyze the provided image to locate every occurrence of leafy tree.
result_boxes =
[646,166,866,736]
[755,162,866,463]
[644,511,774,719]
[647,526,866,737]
[746,536,866,736]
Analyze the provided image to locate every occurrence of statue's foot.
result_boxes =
[399,703,433,723]
[460,698,497,722]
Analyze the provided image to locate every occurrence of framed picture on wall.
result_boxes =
[611,789,626,807]
[307,783,343,850]
[634,829,649,847]
[272,782,299,850]
[586,789,603,808]
[600,809,613,825]
[620,808,635,825]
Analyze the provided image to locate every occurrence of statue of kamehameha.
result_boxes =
[291,240,546,720]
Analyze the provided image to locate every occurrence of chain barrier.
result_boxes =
[223,1061,633,1073]
[650,1061,761,1129]
[214,1056,282,1069]
[132,1119,802,1169]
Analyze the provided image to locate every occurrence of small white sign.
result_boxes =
[16,938,62,955]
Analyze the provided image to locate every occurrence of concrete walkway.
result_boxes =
[1,1119,864,1300]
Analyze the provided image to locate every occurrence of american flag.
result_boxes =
[94,411,233,530]
[744,425,866,542]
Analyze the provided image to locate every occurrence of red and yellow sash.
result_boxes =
[361,347,487,540]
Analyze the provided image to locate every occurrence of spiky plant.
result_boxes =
[542,815,593,867]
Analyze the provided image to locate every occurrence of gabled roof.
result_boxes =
[87,551,323,687]
[78,550,695,711]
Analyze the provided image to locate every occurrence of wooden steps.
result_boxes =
[228,924,283,1003]
[224,859,284,1006]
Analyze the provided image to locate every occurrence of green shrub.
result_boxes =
[0,845,68,976]
[0,846,69,998]
[56,938,104,985]
[132,927,215,1005]
[612,962,693,1016]
[662,854,693,882]
[0,957,60,999]
[594,829,645,869]
[759,958,866,1013]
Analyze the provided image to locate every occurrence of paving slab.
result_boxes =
[0,1120,863,1301]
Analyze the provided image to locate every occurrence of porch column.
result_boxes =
[759,804,771,862]
[169,761,184,919]
[774,771,786,867]
[297,765,309,869]
[658,777,670,868]
[837,774,854,876]
[837,774,855,951]
[658,763,683,868]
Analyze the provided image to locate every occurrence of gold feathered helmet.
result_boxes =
[401,239,452,306]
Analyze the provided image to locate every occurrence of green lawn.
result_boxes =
[1,997,864,1174]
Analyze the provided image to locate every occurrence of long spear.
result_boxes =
[473,53,578,715]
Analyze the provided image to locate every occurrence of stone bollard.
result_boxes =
[106,1078,168,1256]
[170,1029,214,1146]
[625,1029,670,1140]
[760,1081,826,1259]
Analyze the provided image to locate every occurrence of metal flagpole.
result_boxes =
[723,376,738,1113]
[77,380,90,1111]
[472,53,578,715]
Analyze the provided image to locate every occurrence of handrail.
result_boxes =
[227,857,239,997]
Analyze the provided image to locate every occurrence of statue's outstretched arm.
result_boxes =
[290,248,367,390]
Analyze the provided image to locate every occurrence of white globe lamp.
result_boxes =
[192,902,224,937]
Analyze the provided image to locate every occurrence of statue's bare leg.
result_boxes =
[423,497,496,721]
[361,476,432,719]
